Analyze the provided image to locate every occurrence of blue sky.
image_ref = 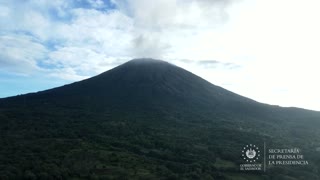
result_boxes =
[1,0,320,111]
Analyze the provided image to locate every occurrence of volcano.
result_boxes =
[1,58,320,179]
[2,59,283,117]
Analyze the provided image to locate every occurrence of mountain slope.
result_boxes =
[1,59,282,118]
[1,58,320,179]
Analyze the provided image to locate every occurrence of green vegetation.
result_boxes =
[214,158,237,169]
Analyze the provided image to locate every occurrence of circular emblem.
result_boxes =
[242,144,260,163]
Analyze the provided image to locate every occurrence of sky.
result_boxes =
[1,0,320,111]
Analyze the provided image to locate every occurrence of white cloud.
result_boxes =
[111,0,240,58]
[47,46,111,78]
[0,34,47,74]
[1,0,237,78]
[219,0,320,111]
[47,8,134,79]
[0,2,133,80]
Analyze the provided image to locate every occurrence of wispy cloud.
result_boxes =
[114,0,239,58]
[0,34,47,74]
[175,59,240,70]
[0,0,239,80]
[196,60,240,69]
[0,0,134,80]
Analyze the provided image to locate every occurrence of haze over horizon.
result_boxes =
[1,0,320,111]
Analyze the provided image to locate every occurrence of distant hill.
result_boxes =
[1,58,320,179]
